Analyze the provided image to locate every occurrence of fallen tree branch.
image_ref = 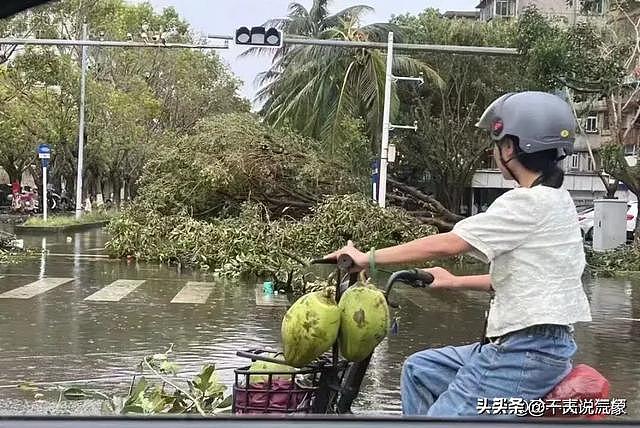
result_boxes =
[388,178,464,223]
[264,196,314,209]
[414,216,455,231]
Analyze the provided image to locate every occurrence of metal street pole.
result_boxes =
[377,32,394,208]
[282,37,518,56]
[0,35,517,55]
[0,37,230,50]
[43,164,48,221]
[75,23,88,220]
[37,144,51,221]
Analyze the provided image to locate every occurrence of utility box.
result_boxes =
[593,199,628,252]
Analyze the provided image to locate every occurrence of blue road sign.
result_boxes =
[38,144,51,167]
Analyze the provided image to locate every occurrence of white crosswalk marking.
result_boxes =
[0,278,74,299]
[84,280,145,302]
[170,282,215,304]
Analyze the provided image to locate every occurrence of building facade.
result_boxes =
[474,0,607,22]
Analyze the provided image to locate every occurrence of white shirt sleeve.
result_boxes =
[452,189,541,263]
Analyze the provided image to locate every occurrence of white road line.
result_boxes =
[170,282,215,304]
[612,317,640,322]
[84,280,145,302]
[46,253,110,258]
[0,278,74,299]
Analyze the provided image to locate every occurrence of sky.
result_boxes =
[141,0,478,104]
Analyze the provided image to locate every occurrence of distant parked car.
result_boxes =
[578,201,637,242]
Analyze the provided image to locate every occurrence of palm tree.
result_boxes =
[247,0,442,153]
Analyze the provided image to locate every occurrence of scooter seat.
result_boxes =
[543,364,610,419]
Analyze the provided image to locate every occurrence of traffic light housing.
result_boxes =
[235,26,283,48]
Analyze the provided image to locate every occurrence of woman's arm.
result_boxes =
[455,274,493,292]
[324,233,472,269]
[424,268,492,292]
[373,232,472,266]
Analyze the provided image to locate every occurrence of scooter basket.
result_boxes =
[232,350,349,414]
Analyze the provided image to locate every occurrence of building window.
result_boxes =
[480,2,494,21]
[625,144,638,156]
[495,0,516,17]
[570,154,580,170]
[602,111,610,130]
[585,0,604,14]
[585,114,598,133]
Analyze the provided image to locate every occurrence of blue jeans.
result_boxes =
[400,324,576,417]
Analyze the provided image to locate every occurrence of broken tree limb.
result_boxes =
[388,178,464,223]
[412,215,455,231]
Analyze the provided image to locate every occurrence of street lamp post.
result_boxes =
[377,32,394,209]
[75,23,88,220]
[377,33,422,208]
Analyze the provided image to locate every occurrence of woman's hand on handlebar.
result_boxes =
[421,267,458,289]
[324,240,368,272]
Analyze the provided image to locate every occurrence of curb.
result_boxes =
[13,221,109,234]
[612,270,640,279]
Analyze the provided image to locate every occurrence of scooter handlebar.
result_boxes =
[384,269,434,302]
[400,268,435,288]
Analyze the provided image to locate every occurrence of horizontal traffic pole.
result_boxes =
[0,34,518,56]
[0,37,230,49]
[280,36,519,56]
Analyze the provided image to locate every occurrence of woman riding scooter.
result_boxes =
[325,91,592,417]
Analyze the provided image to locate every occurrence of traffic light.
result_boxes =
[235,26,283,48]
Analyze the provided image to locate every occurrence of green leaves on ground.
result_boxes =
[586,245,640,276]
[57,346,230,416]
[106,194,436,293]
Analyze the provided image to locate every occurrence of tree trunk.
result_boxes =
[65,174,75,199]
[112,178,122,206]
[130,179,139,199]
[4,165,21,185]
[600,175,619,199]
[101,180,109,202]
[124,178,132,201]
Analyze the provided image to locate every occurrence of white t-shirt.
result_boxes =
[452,186,592,338]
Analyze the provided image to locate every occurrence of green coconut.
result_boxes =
[338,274,390,362]
[248,357,296,383]
[281,288,340,368]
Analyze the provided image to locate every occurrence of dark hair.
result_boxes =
[499,136,565,188]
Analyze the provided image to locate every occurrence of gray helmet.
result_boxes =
[476,91,576,158]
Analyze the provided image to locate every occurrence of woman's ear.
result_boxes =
[501,137,516,158]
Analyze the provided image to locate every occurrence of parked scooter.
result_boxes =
[10,187,39,214]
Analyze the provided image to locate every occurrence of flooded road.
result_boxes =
[0,228,638,417]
